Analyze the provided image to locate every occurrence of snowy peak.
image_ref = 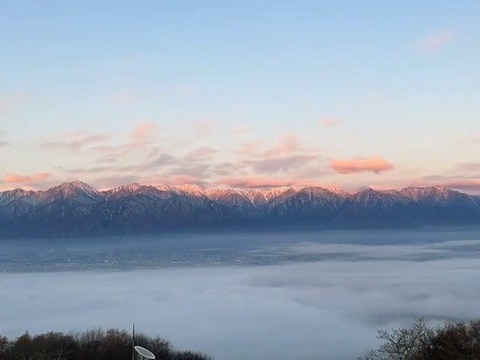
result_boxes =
[206,186,304,203]
[206,188,245,200]
[322,187,350,197]
[1,182,475,206]
[105,183,172,200]
[1,181,480,237]
[205,186,347,207]
[261,186,304,201]
[49,180,99,195]
[42,180,102,204]
[1,181,479,209]
[400,186,455,202]
[0,188,41,206]
[298,187,341,197]
[112,182,143,193]
[171,184,207,197]
[154,184,208,198]
[352,188,381,199]
[155,184,175,192]
[350,188,406,208]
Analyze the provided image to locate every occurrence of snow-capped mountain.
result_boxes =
[0,188,41,206]
[206,188,260,212]
[170,184,208,198]
[399,186,476,206]
[104,183,172,200]
[349,188,408,208]
[1,181,480,238]
[40,180,103,205]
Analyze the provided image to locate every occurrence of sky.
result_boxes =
[1,1,480,192]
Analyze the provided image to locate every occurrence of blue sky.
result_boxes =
[1,1,479,191]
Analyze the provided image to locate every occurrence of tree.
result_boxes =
[360,318,480,360]
[0,328,213,360]
[359,318,432,360]
[416,321,480,360]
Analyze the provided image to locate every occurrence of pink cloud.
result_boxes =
[262,134,300,157]
[246,155,318,174]
[238,142,261,155]
[296,166,333,178]
[237,134,319,158]
[89,175,140,190]
[416,30,455,53]
[409,175,480,194]
[191,121,217,136]
[184,147,218,160]
[456,163,480,172]
[87,122,159,159]
[169,163,211,178]
[440,179,480,193]
[42,133,110,152]
[142,175,208,187]
[319,118,339,128]
[113,154,176,172]
[232,125,251,135]
[216,177,329,189]
[165,175,206,186]
[4,172,53,185]
[330,157,394,174]
[212,162,238,177]
[217,177,300,188]
[130,121,157,141]
[65,166,114,174]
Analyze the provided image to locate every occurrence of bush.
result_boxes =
[359,318,480,360]
[0,329,212,360]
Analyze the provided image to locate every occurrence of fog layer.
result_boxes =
[1,230,480,359]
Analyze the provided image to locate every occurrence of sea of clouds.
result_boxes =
[1,231,480,359]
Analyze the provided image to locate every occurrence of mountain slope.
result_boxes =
[0,181,479,237]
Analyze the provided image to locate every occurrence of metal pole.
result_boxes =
[132,323,135,360]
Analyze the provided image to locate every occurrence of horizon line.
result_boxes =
[1,179,477,196]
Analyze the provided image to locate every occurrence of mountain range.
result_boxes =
[1,180,480,238]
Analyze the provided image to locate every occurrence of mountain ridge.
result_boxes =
[1,180,480,238]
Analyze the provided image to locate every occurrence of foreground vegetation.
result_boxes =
[0,328,212,360]
[2,319,479,359]
[360,318,480,360]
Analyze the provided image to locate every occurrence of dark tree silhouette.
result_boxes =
[359,318,480,360]
[0,329,212,360]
